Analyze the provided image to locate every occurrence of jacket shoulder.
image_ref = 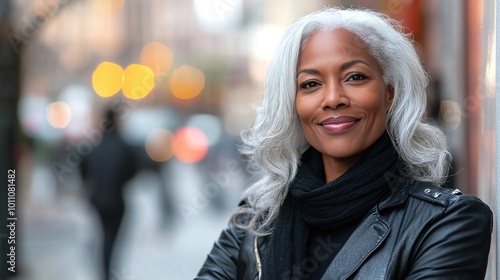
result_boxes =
[407,181,465,207]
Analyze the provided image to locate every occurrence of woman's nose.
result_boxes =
[321,83,350,110]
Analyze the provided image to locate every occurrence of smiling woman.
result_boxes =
[296,29,393,181]
[196,7,493,280]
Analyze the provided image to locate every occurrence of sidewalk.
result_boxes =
[13,162,237,280]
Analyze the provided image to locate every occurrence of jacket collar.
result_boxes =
[321,211,390,279]
[378,175,413,211]
[320,178,411,280]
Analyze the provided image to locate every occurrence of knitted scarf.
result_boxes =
[261,132,399,279]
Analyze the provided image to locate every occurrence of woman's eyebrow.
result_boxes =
[297,60,371,77]
[297,68,319,76]
[339,59,370,71]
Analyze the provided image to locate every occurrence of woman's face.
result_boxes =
[296,29,393,176]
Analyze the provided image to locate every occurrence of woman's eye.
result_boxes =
[300,81,320,89]
[347,73,367,81]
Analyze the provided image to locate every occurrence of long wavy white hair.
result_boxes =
[235,7,450,235]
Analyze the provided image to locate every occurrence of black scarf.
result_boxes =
[261,132,399,280]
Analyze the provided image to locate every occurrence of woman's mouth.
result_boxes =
[320,116,360,133]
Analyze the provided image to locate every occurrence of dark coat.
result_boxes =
[80,132,137,216]
[196,179,493,280]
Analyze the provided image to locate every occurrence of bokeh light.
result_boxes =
[60,85,93,139]
[46,101,72,129]
[186,114,223,146]
[170,65,205,100]
[193,0,244,34]
[92,0,125,15]
[140,42,174,75]
[145,128,175,162]
[248,25,285,83]
[172,127,208,163]
[122,64,155,100]
[92,62,124,98]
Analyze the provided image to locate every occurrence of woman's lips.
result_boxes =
[320,116,360,133]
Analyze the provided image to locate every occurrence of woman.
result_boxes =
[196,8,492,280]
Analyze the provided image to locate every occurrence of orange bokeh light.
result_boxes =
[140,42,173,75]
[172,127,208,163]
[46,101,72,129]
[145,128,174,162]
[92,62,124,98]
[122,64,155,100]
[170,65,205,100]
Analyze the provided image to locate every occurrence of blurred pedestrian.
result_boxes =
[80,108,137,280]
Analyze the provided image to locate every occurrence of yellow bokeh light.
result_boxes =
[92,0,125,15]
[46,101,72,129]
[145,128,174,162]
[170,65,205,100]
[122,64,155,100]
[92,62,124,98]
[172,127,208,163]
[140,42,174,75]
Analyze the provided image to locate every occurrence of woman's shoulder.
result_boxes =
[407,181,463,205]
[381,180,493,240]
[406,181,492,215]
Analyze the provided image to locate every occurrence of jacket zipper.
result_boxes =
[253,236,262,280]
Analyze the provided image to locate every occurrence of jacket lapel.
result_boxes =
[320,211,390,280]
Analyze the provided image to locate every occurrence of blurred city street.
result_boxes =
[13,159,244,280]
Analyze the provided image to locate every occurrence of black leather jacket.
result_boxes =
[196,180,493,280]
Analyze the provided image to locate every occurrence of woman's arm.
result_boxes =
[195,219,246,280]
[407,195,493,279]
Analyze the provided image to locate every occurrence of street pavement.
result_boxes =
[11,161,240,280]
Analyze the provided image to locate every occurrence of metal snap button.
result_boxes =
[451,189,462,195]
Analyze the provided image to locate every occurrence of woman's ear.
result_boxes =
[386,85,394,113]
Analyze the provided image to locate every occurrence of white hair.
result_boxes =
[235,7,450,235]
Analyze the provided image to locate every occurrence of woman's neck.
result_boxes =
[322,153,364,183]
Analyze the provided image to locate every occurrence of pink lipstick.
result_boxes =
[320,116,359,133]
